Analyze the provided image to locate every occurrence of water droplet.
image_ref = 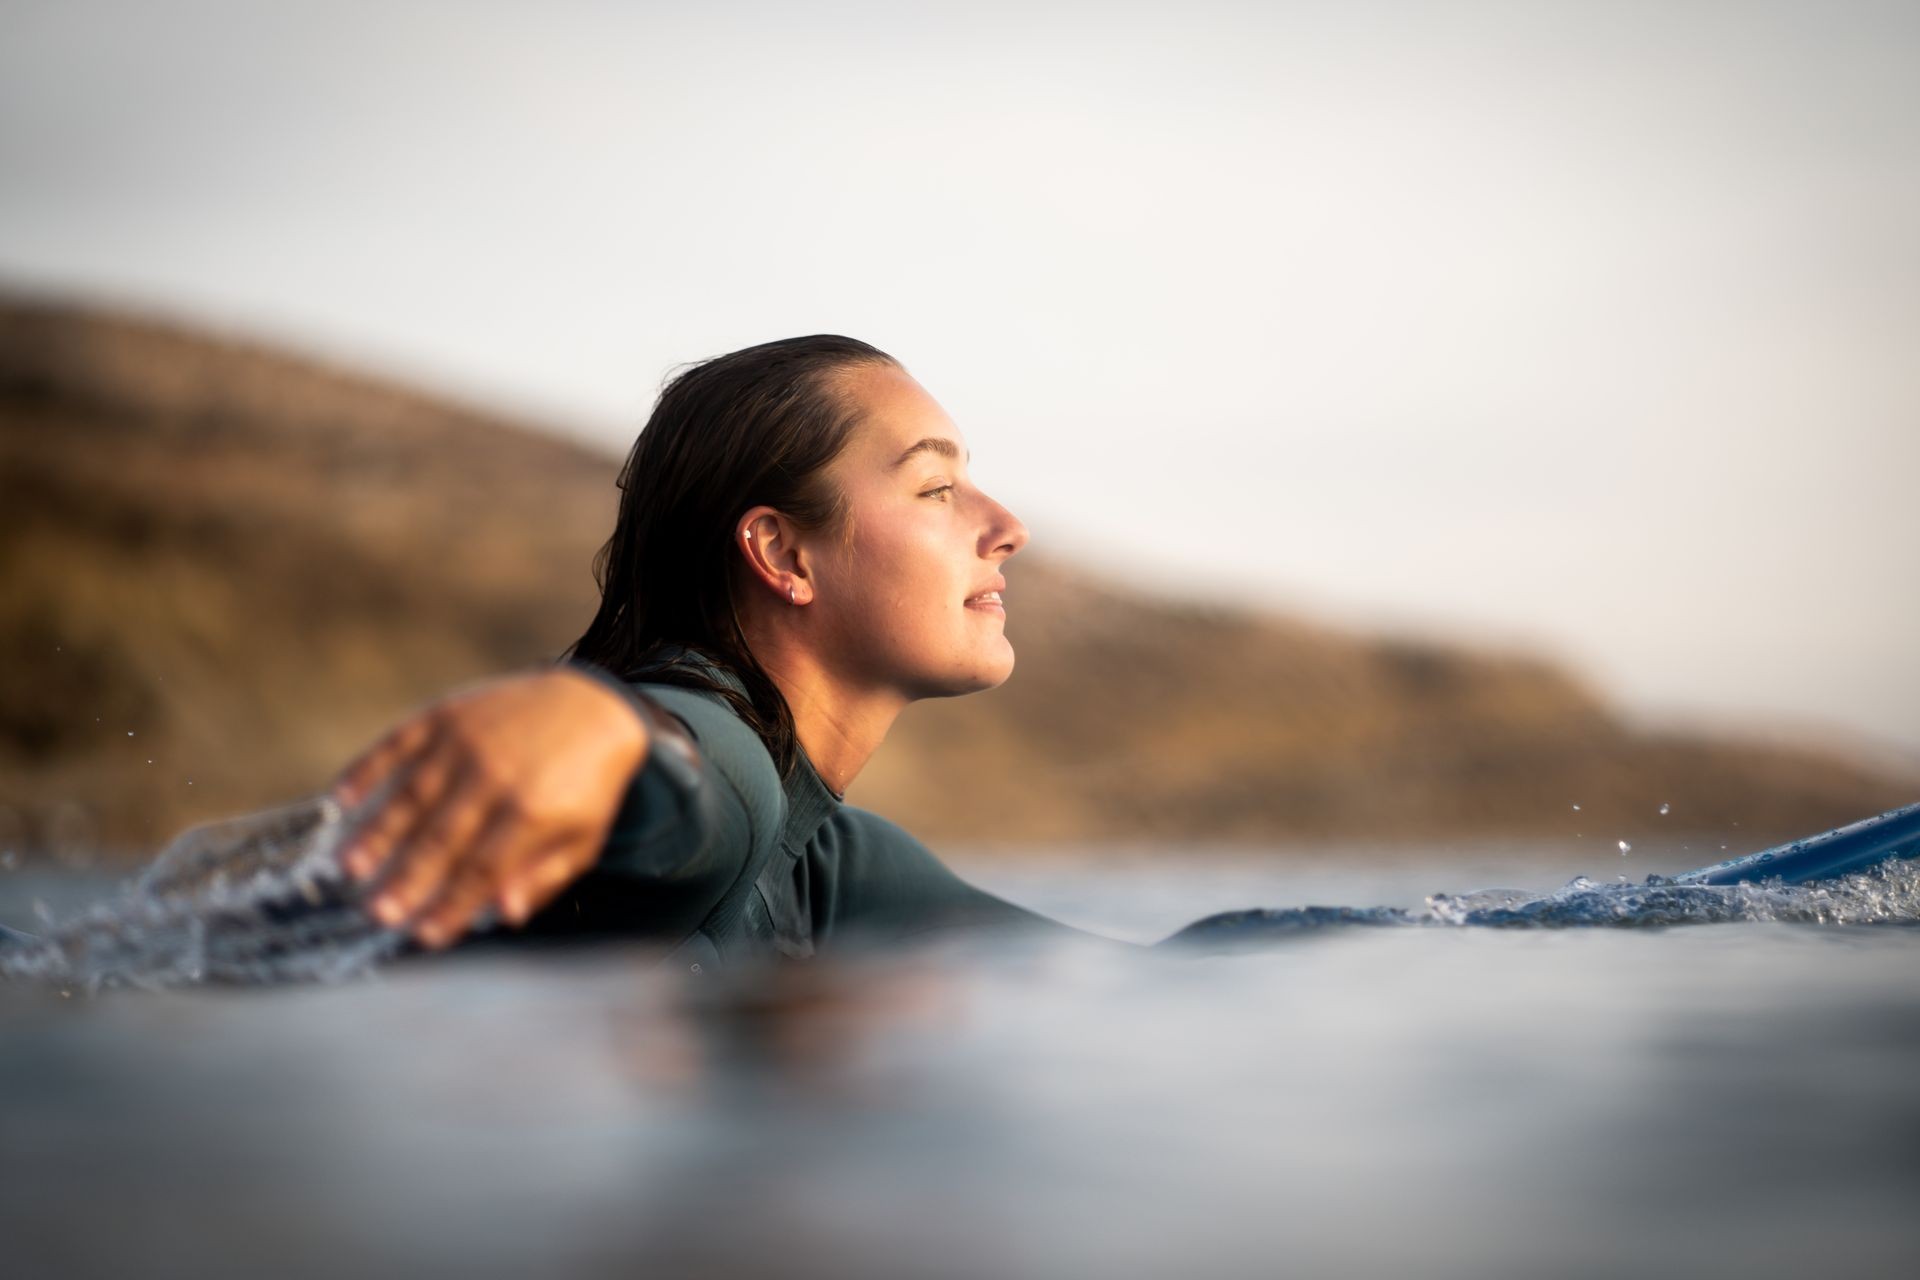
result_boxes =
[1572,804,1581,811]
[1659,803,1670,815]
[1618,840,1632,855]
[126,731,134,737]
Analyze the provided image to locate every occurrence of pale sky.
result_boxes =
[4,0,1917,755]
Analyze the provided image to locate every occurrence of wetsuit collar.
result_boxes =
[782,747,841,848]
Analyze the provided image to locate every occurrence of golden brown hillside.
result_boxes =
[2,291,1912,859]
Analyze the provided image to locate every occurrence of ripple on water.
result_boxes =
[6,796,1920,987]
[1160,859,1920,951]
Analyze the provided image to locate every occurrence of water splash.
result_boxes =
[1163,859,1920,952]
[10,795,1920,986]
[0,795,409,990]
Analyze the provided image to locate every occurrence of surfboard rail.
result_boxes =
[1672,800,1920,886]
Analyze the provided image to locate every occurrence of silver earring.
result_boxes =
[788,583,796,605]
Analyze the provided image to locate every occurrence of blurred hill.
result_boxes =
[2,290,1912,861]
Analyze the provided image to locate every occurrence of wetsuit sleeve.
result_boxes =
[550,664,783,941]
[811,807,1090,946]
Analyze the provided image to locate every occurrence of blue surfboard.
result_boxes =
[1672,800,1920,886]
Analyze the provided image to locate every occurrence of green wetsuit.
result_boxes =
[526,658,1074,972]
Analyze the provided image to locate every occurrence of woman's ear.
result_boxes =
[735,506,813,605]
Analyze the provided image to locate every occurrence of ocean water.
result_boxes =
[4,843,1919,1279]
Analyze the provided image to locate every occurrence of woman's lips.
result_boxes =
[964,589,1005,614]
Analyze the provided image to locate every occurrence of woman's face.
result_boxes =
[803,363,1029,700]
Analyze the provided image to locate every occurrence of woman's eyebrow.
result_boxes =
[890,436,968,469]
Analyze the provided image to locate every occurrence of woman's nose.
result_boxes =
[982,494,1029,559]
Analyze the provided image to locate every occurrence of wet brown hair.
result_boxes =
[564,335,898,776]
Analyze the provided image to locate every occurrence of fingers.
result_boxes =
[332,715,435,811]
[411,823,596,948]
[507,846,596,923]
[409,803,519,949]
[361,763,496,931]
[488,834,556,927]
[479,829,595,927]
[337,737,458,882]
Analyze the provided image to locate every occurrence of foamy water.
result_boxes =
[0,795,408,987]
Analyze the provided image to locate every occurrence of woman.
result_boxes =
[330,336,1088,970]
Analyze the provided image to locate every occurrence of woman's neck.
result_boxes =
[752,649,907,798]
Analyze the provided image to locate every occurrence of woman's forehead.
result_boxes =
[843,364,968,463]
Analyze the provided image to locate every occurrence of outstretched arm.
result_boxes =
[331,666,652,949]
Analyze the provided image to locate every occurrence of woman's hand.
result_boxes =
[330,667,649,950]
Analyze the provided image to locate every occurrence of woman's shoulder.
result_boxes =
[568,656,782,815]
[633,679,765,764]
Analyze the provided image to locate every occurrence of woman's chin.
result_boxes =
[912,641,1015,699]
[968,639,1017,691]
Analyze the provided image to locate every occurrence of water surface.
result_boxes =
[4,850,1918,1279]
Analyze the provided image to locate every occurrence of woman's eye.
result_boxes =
[921,485,954,501]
